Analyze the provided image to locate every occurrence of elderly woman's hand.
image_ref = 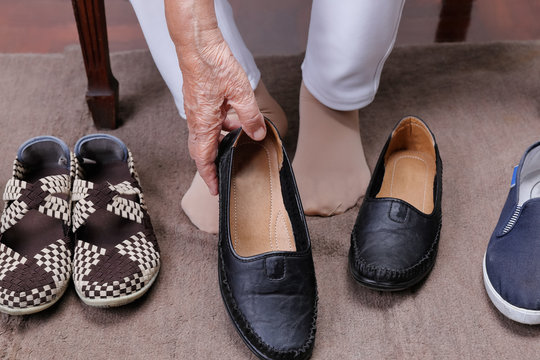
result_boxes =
[180,35,265,195]
[165,0,266,196]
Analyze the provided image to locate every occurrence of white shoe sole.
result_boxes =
[483,254,540,325]
[0,283,68,316]
[75,268,160,308]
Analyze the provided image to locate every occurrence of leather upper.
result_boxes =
[350,117,442,287]
[217,124,317,359]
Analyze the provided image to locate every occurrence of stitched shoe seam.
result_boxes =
[219,248,317,359]
[351,214,442,281]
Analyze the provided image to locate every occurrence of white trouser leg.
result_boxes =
[129,0,261,119]
[302,0,405,111]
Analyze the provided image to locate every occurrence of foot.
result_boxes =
[292,82,370,216]
[181,82,288,233]
[181,172,219,233]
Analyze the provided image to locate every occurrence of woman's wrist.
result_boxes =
[165,0,222,51]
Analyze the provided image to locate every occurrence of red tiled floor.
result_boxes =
[0,0,538,55]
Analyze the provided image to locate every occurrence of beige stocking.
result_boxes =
[292,81,371,216]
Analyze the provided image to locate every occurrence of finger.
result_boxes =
[189,142,219,195]
[228,88,266,141]
[186,116,222,196]
[221,103,241,131]
[222,114,241,131]
[198,162,219,196]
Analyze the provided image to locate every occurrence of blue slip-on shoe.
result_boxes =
[484,142,540,324]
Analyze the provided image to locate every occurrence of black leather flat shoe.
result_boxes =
[217,119,317,360]
[349,116,442,291]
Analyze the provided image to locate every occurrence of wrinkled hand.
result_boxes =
[178,34,265,196]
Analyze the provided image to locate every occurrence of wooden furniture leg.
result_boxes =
[72,0,119,129]
[435,0,475,42]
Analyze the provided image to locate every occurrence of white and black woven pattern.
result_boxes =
[70,152,82,180]
[38,194,70,222]
[72,178,145,229]
[108,180,145,219]
[116,232,160,272]
[1,174,70,233]
[0,148,72,313]
[0,240,71,310]
[127,151,141,183]
[0,200,28,233]
[12,159,25,179]
[73,238,159,300]
[71,178,93,201]
[79,272,146,299]
[3,178,27,201]
[72,240,106,284]
[107,196,144,223]
[34,239,72,288]
[71,198,96,232]
[0,242,27,281]
[127,151,148,210]
[39,174,70,195]
[72,145,160,303]
[0,284,55,309]
[110,181,139,195]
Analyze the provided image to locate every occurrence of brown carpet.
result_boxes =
[1,41,540,359]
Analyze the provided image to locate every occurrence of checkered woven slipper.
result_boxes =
[0,136,72,315]
[71,134,160,307]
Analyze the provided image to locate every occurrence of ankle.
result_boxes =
[254,82,288,136]
[299,82,360,134]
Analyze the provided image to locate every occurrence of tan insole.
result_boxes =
[230,135,296,257]
[376,150,436,214]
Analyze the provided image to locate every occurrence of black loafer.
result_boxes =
[349,116,442,291]
[216,119,317,360]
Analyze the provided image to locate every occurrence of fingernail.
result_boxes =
[253,127,266,140]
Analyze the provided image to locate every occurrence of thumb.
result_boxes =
[228,89,266,141]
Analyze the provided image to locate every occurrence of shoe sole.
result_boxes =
[348,253,436,291]
[75,268,160,308]
[482,254,540,325]
[348,213,441,292]
[0,283,69,316]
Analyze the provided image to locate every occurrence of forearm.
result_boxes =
[164,0,265,196]
[165,0,223,60]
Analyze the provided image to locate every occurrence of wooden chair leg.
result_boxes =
[72,0,119,129]
[435,0,474,42]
